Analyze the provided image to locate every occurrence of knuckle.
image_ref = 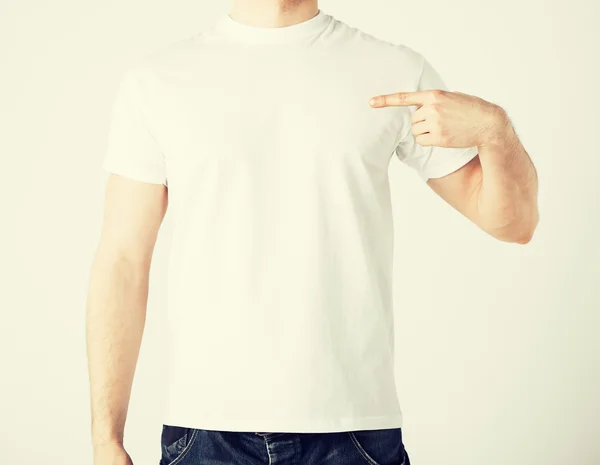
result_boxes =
[429,89,445,101]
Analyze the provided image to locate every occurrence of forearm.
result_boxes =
[475,107,539,243]
[85,250,149,448]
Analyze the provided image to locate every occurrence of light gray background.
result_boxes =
[1,0,598,464]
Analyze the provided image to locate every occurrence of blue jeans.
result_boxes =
[159,425,410,465]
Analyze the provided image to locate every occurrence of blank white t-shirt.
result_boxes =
[102,9,478,433]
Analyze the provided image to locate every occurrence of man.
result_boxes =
[86,1,539,464]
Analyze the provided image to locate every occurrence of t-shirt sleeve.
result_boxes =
[101,67,168,186]
[393,55,479,182]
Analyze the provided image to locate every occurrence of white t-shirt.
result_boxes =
[102,9,478,433]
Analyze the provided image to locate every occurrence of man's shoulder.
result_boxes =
[137,32,207,68]
[329,14,424,71]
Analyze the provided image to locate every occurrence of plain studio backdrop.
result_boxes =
[1,0,598,464]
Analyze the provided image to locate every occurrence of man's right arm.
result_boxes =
[86,174,168,464]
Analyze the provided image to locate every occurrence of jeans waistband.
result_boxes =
[254,432,285,438]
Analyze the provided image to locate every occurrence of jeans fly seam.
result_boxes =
[264,436,273,465]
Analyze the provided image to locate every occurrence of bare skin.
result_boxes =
[369,90,539,243]
[87,1,538,464]
[229,0,318,26]
[86,175,167,464]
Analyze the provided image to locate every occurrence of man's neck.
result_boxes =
[229,0,319,28]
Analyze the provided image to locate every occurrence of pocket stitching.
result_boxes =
[164,428,199,465]
[348,432,381,465]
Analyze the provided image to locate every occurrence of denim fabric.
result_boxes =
[159,424,410,465]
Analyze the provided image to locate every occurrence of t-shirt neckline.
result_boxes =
[213,9,331,44]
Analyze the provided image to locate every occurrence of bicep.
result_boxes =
[426,153,483,226]
[97,173,168,267]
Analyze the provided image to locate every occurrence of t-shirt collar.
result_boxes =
[212,9,331,44]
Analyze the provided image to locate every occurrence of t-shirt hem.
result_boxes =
[161,411,404,433]
[419,145,479,182]
[102,160,167,186]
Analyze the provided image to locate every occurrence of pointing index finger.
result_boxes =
[369,91,431,108]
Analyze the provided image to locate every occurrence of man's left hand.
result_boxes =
[368,89,507,149]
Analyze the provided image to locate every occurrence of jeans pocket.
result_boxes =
[160,424,198,465]
[348,427,406,465]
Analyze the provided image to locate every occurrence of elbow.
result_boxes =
[498,211,540,245]
[513,229,535,244]
[516,208,540,244]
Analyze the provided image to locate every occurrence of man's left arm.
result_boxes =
[370,90,540,244]
[428,102,539,244]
